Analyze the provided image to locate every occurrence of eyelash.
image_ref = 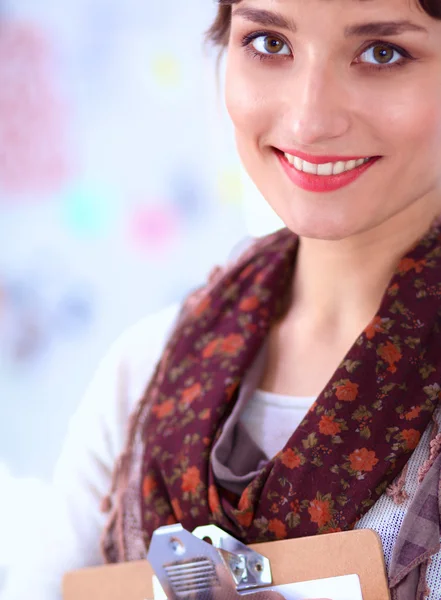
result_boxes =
[241,31,415,71]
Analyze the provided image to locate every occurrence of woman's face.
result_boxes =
[225,0,441,240]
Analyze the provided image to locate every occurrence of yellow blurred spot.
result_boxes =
[151,55,181,87]
[217,168,243,205]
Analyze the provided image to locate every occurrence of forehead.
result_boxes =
[230,0,425,17]
[230,0,416,6]
[229,0,436,34]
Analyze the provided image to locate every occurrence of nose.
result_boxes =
[283,60,351,147]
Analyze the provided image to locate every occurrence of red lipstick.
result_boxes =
[276,149,380,193]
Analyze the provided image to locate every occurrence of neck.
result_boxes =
[291,203,440,332]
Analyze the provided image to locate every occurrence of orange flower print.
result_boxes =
[181,466,202,494]
[401,429,421,450]
[308,499,332,528]
[199,408,211,421]
[236,511,254,527]
[237,489,254,527]
[142,474,157,499]
[290,499,300,513]
[239,264,255,280]
[308,400,318,414]
[180,382,202,407]
[220,333,245,356]
[335,380,359,402]
[244,322,258,334]
[239,295,260,311]
[378,341,402,373]
[349,448,379,472]
[171,498,184,521]
[192,296,211,317]
[254,270,267,285]
[238,488,253,512]
[404,406,422,421]
[270,502,279,514]
[365,316,385,340]
[281,448,303,469]
[268,518,287,539]
[202,338,221,359]
[398,258,417,274]
[152,399,175,419]
[208,485,221,515]
[319,415,342,436]
[225,380,240,402]
[398,257,426,274]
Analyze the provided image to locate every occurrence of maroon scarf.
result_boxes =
[102,225,441,562]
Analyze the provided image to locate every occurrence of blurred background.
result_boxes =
[0,0,283,590]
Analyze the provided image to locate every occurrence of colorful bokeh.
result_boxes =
[0,0,247,501]
[0,21,70,197]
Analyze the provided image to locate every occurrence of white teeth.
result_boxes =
[333,161,346,175]
[284,153,370,176]
[317,162,333,176]
[293,156,303,171]
[303,161,317,175]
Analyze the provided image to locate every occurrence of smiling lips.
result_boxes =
[277,148,380,192]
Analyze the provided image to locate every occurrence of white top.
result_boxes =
[1,304,315,600]
[3,304,441,599]
[241,390,316,459]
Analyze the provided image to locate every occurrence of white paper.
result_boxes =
[152,573,363,600]
[258,574,363,600]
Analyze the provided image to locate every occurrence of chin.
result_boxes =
[275,209,360,241]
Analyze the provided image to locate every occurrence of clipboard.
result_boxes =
[63,526,390,600]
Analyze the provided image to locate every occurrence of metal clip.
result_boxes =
[192,525,272,591]
[147,524,282,600]
[147,524,364,600]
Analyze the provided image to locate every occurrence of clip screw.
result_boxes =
[169,537,186,556]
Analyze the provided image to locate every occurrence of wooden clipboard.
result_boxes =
[63,529,390,600]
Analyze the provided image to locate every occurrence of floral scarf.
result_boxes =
[102,225,441,563]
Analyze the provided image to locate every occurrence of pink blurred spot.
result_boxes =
[0,21,71,197]
[129,205,181,254]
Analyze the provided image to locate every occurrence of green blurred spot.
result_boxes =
[62,184,118,236]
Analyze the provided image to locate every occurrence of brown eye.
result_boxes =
[358,43,404,67]
[264,36,284,54]
[250,35,291,56]
[373,45,394,64]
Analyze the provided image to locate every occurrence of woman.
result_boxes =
[4,0,441,598]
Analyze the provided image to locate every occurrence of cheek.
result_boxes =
[389,105,441,150]
[361,77,441,162]
[225,53,273,144]
[390,102,441,192]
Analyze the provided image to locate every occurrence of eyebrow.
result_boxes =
[229,6,428,38]
[345,20,428,37]
[231,7,297,32]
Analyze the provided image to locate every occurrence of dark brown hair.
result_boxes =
[207,0,441,48]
